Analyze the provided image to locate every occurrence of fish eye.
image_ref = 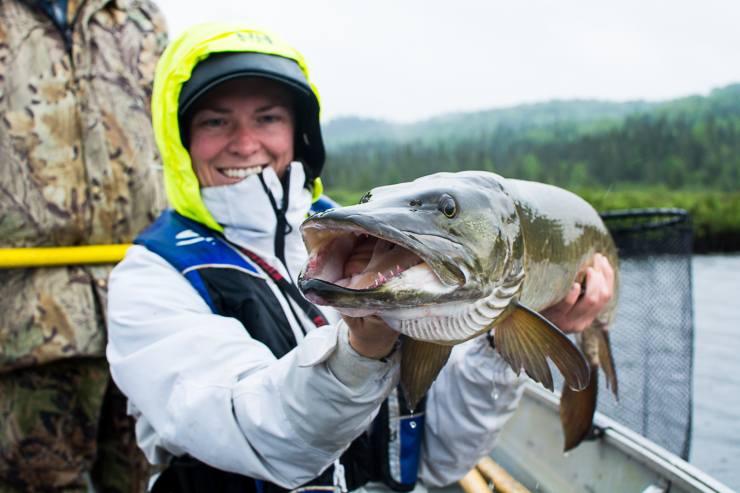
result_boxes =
[437,194,457,218]
[360,191,372,204]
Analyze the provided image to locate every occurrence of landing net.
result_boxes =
[555,208,695,459]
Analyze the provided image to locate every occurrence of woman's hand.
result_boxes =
[341,314,399,360]
[539,253,615,334]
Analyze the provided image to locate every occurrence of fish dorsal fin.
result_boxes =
[494,299,589,392]
[400,338,453,410]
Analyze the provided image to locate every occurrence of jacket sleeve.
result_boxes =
[106,245,399,488]
[418,335,529,487]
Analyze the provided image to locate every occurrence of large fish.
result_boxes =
[299,171,619,450]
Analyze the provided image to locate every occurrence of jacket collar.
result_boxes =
[200,163,312,281]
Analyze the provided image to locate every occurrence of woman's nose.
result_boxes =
[228,124,260,156]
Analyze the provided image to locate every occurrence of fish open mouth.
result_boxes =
[298,218,465,310]
[301,226,433,289]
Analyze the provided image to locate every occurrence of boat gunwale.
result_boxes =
[522,383,735,493]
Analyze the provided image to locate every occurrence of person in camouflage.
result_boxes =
[0,0,168,491]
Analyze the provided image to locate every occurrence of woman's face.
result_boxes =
[188,78,295,188]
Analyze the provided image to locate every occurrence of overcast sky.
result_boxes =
[154,0,740,123]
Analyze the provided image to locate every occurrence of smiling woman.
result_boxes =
[187,78,296,187]
[105,22,617,493]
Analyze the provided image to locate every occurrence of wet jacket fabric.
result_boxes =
[0,0,167,490]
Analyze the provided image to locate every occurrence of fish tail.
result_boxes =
[560,366,599,451]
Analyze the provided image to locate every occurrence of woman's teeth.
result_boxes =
[221,166,263,179]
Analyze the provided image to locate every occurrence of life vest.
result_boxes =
[134,204,425,493]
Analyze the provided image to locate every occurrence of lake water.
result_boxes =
[690,254,740,491]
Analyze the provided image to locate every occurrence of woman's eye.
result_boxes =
[437,194,457,218]
[204,118,226,127]
[259,114,280,123]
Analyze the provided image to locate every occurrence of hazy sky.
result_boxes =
[154,0,740,123]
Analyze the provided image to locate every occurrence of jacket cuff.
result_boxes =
[326,320,399,391]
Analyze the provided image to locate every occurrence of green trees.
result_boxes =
[320,84,740,194]
[320,84,740,251]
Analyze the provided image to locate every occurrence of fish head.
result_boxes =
[299,171,523,322]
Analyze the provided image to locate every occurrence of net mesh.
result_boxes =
[552,208,694,459]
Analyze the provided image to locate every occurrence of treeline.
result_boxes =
[321,85,740,193]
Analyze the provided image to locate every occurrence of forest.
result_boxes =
[320,84,740,251]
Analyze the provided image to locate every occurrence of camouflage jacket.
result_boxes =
[0,0,168,373]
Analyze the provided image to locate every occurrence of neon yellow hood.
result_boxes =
[152,22,323,232]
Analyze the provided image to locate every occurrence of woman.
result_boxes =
[106,22,614,493]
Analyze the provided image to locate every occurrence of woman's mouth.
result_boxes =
[219,166,264,179]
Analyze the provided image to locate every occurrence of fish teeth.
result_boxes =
[221,166,263,178]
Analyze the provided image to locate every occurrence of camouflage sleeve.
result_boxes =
[136,0,168,78]
[109,0,169,107]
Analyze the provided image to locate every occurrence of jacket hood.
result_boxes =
[152,22,323,232]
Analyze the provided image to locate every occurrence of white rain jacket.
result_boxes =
[106,164,528,490]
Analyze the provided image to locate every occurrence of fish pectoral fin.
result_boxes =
[494,300,590,392]
[401,338,453,411]
[560,367,599,451]
[596,327,619,402]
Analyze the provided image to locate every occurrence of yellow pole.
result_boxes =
[476,457,531,493]
[0,244,132,268]
[459,468,491,493]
